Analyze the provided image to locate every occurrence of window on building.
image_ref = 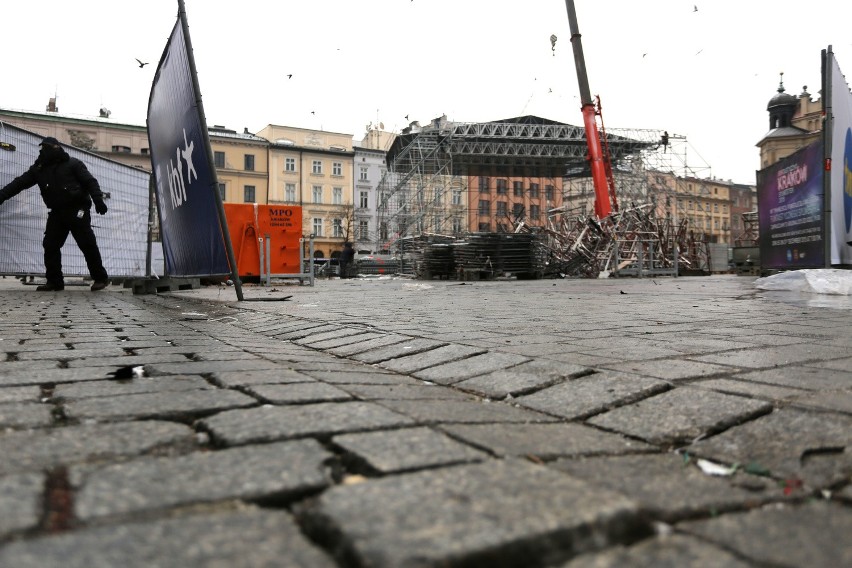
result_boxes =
[333,187,343,205]
[723,204,728,214]
[479,176,489,192]
[214,151,225,168]
[688,200,693,210]
[244,154,255,171]
[312,185,323,204]
[496,179,507,194]
[285,157,296,172]
[714,203,719,213]
[380,222,388,240]
[452,217,462,234]
[218,183,226,200]
[434,189,442,205]
[452,189,462,205]
[529,204,540,220]
[285,183,296,202]
[111,145,131,153]
[312,160,322,174]
[513,203,524,218]
[141,148,149,155]
[545,184,554,200]
[244,185,256,203]
[333,218,343,238]
[359,191,368,208]
[358,220,369,240]
[529,183,540,198]
[360,167,368,181]
[496,201,507,216]
[513,181,523,196]
[433,215,442,231]
[497,223,507,232]
[332,162,342,176]
[714,219,720,229]
[478,222,490,231]
[478,200,490,216]
[312,218,323,237]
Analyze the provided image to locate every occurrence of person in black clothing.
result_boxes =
[0,137,109,291]
[339,241,355,279]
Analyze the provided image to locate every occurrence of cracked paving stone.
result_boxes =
[588,387,772,446]
[305,459,649,567]
[688,407,852,488]
[550,453,772,521]
[200,401,416,446]
[453,359,590,399]
[0,421,196,476]
[376,398,558,425]
[332,426,490,473]
[679,501,852,567]
[514,372,670,420]
[442,423,653,460]
[74,439,331,519]
[245,382,353,404]
[561,534,752,568]
[0,472,44,537]
[0,507,336,568]
[53,375,214,401]
[64,389,257,422]
[0,402,54,429]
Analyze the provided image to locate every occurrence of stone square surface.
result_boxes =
[245,382,353,404]
[64,389,257,422]
[0,472,44,537]
[412,352,531,384]
[453,359,591,399]
[375,398,558,425]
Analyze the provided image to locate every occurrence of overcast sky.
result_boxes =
[3,1,851,185]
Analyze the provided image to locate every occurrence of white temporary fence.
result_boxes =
[0,123,153,280]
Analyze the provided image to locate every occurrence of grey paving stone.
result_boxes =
[275,324,340,340]
[144,359,281,375]
[15,347,129,361]
[0,386,40,403]
[804,356,852,373]
[453,359,591,399]
[297,370,413,385]
[731,365,852,391]
[325,334,410,357]
[688,407,852,488]
[341,383,476,401]
[296,327,367,346]
[514,372,670,420]
[689,344,846,369]
[306,459,648,567]
[413,352,531,384]
[75,439,331,519]
[680,501,852,568]
[375,398,558,424]
[200,401,416,446]
[65,353,194,369]
[0,402,54,429]
[351,338,448,364]
[0,421,196,475]
[245,382,354,404]
[598,358,738,381]
[211,368,317,387]
[380,344,487,374]
[64,389,257,422]
[588,387,772,446]
[0,472,44,537]
[308,331,385,350]
[550,453,772,521]
[333,426,489,473]
[561,534,752,568]
[53,375,214,400]
[0,367,116,387]
[693,377,806,400]
[0,508,336,568]
[789,389,852,414]
[442,423,653,460]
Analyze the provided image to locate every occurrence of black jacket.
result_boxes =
[0,148,104,211]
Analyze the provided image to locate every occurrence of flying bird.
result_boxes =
[287,74,292,79]
[311,111,315,115]
[135,58,149,68]
[405,114,409,120]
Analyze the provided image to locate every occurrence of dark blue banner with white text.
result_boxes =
[146,18,230,277]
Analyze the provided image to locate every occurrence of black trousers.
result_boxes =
[43,208,108,285]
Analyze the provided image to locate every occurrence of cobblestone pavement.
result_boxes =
[0,273,849,567]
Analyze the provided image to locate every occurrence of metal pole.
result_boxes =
[145,174,155,277]
[265,234,271,287]
[176,0,243,300]
[258,237,265,284]
[821,47,833,268]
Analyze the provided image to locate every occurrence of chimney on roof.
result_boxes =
[46,97,58,113]
[244,127,250,134]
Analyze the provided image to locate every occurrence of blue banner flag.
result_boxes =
[146,18,230,277]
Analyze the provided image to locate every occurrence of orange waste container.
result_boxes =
[223,204,303,279]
